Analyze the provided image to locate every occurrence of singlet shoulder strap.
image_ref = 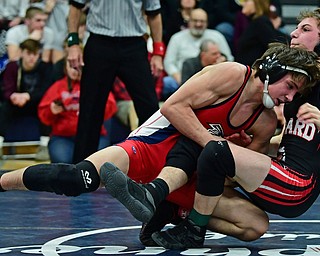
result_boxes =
[235,65,252,96]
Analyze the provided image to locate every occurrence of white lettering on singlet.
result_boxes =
[284,118,316,141]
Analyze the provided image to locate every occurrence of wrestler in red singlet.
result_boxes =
[118,66,265,208]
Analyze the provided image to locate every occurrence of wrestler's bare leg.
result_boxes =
[208,186,268,241]
[139,186,268,245]
[156,166,188,193]
[0,145,129,191]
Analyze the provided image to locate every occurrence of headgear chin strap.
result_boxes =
[262,74,275,109]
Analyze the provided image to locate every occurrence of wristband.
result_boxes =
[67,32,80,47]
[153,42,165,57]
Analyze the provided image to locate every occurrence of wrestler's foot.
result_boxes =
[100,162,156,223]
[139,200,183,246]
[151,218,206,249]
[140,223,158,246]
[0,170,10,192]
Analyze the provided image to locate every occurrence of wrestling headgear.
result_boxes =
[258,54,310,108]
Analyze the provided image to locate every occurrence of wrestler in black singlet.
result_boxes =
[247,85,320,217]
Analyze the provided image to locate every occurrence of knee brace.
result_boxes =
[166,136,202,179]
[197,141,235,196]
[23,160,100,196]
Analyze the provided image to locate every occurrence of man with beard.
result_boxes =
[161,8,233,100]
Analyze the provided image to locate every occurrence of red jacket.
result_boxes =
[38,76,117,136]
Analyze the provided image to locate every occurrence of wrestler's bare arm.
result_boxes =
[161,62,247,147]
[245,109,278,154]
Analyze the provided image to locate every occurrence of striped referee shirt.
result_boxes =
[70,0,161,37]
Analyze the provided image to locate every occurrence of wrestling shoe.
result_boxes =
[100,162,155,223]
[151,218,206,249]
[139,200,183,246]
[140,222,159,246]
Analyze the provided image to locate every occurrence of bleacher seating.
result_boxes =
[0,0,319,162]
[2,140,41,160]
[280,0,320,32]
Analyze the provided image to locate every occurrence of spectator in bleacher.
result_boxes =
[268,0,287,34]
[30,0,70,64]
[38,58,117,163]
[235,0,290,66]
[181,39,226,84]
[1,39,53,142]
[163,8,233,100]
[199,0,242,53]
[5,6,54,63]
[0,0,29,32]
[163,0,199,46]
[233,0,287,54]
[0,0,30,73]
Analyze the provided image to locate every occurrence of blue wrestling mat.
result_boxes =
[0,189,319,256]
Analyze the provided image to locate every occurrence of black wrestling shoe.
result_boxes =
[100,162,155,223]
[140,222,159,246]
[139,200,183,246]
[151,218,206,249]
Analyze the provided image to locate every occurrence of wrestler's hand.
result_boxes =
[297,103,320,130]
[225,130,252,147]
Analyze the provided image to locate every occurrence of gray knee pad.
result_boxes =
[197,141,235,196]
[23,160,100,196]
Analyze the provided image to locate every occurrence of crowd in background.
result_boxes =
[0,0,296,163]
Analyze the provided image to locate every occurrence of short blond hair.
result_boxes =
[25,6,45,19]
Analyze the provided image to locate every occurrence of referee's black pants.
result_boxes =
[72,33,159,163]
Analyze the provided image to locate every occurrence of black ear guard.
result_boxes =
[258,55,288,84]
[258,54,311,109]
